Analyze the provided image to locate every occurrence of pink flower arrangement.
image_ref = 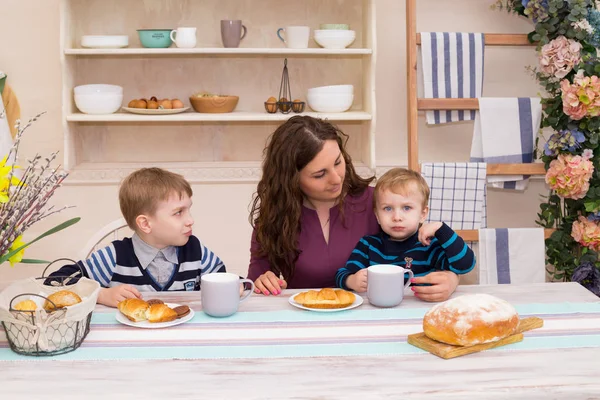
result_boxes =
[545,153,594,199]
[572,216,600,251]
[539,36,582,79]
[561,70,600,120]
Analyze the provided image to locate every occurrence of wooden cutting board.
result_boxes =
[407,316,544,359]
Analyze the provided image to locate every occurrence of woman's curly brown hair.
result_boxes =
[249,116,374,281]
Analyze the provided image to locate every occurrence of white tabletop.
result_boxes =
[1,282,599,399]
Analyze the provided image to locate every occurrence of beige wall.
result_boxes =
[0,0,547,283]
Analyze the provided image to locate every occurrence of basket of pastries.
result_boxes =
[0,258,100,356]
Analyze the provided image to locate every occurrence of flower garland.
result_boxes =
[493,0,600,296]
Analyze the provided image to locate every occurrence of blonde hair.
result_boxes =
[374,168,430,208]
[119,168,193,230]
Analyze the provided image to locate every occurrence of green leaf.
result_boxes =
[20,259,50,264]
[0,217,80,265]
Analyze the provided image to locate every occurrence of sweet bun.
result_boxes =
[44,290,82,311]
[117,298,150,322]
[13,300,38,311]
[294,288,355,309]
[423,294,520,346]
[145,303,178,323]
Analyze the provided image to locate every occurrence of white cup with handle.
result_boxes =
[170,27,197,48]
[367,264,414,308]
[277,26,310,49]
[201,272,254,317]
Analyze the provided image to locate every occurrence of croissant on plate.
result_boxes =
[294,288,355,309]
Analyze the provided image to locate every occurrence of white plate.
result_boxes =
[288,292,363,312]
[122,107,190,115]
[115,302,195,329]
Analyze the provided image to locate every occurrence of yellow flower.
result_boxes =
[8,235,26,266]
[0,155,23,204]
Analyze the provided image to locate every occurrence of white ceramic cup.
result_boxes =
[201,272,254,317]
[367,264,414,308]
[277,26,310,49]
[170,27,197,48]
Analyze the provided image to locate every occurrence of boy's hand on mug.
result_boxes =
[418,222,443,246]
[254,270,287,295]
[346,269,368,293]
[98,285,142,308]
[411,271,459,302]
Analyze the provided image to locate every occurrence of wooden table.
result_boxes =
[1,282,599,399]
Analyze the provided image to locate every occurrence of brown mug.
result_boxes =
[221,20,247,48]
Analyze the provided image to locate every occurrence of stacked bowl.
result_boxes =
[307,85,354,113]
[74,84,123,114]
[314,29,356,49]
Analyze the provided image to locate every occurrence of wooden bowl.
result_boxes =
[189,95,239,113]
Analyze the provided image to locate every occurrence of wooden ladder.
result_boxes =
[406,0,552,241]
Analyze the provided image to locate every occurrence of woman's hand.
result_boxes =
[411,271,459,302]
[98,285,142,308]
[253,270,288,295]
[345,269,368,293]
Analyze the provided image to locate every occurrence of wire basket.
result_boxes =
[0,258,100,356]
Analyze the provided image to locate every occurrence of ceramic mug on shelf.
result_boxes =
[277,26,310,49]
[221,20,247,48]
[201,272,254,317]
[170,27,197,48]
[367,264,414,308]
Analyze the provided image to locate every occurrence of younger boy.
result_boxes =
[335,168,475,300]
[47,167,226,307]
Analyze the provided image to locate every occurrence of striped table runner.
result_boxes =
[1,302,600,361]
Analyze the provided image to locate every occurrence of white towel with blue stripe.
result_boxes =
[470,98,542,190]
[421,162,487,230]
[478,228,545,284]
[420,32,485,125]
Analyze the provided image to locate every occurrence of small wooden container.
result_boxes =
[189,95,239,113]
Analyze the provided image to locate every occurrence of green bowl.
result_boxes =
[320,24,350,30]
[137,29,173,48]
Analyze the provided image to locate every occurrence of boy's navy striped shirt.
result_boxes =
[335,223,475,290]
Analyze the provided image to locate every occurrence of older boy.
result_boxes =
[47,168,226,307]
[335,167,475,302]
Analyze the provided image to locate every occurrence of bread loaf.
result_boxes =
[423,294,519,346]
[44,290,82,311]
[294,288,355,309]
[117,298,149,322]
[13,300,37,311]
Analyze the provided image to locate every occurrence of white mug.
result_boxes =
[201,272,254,317]
[277,26,310,49]
[170,27,197,48]
[367,264,414,308]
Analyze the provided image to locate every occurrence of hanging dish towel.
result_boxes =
[420,32,485,125]
[478,228,546,284]
[420,162,487,230]
[471,97,542,190]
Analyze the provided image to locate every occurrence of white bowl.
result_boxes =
[81,35,129,49]
[74,92,123,114]
[314,29,356,37]
[74,84,123,95]
[307,93,354,113]
[308,85,354,95]
[314,31,356,49]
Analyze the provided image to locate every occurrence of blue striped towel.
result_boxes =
[470,98,542,190]
[420,32,485,125]
[478,228,545,284]
[421,162,487,230]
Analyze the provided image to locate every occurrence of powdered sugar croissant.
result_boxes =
[294,288,355,309]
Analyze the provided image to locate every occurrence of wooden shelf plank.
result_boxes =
[419,163,546,176]
[418,98,479,110]
[64,47,373,56]
[457,228,555,242]
[66,111,373,122]
[416,33,533,46]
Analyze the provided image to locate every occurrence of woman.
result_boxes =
[248,116,459,301]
